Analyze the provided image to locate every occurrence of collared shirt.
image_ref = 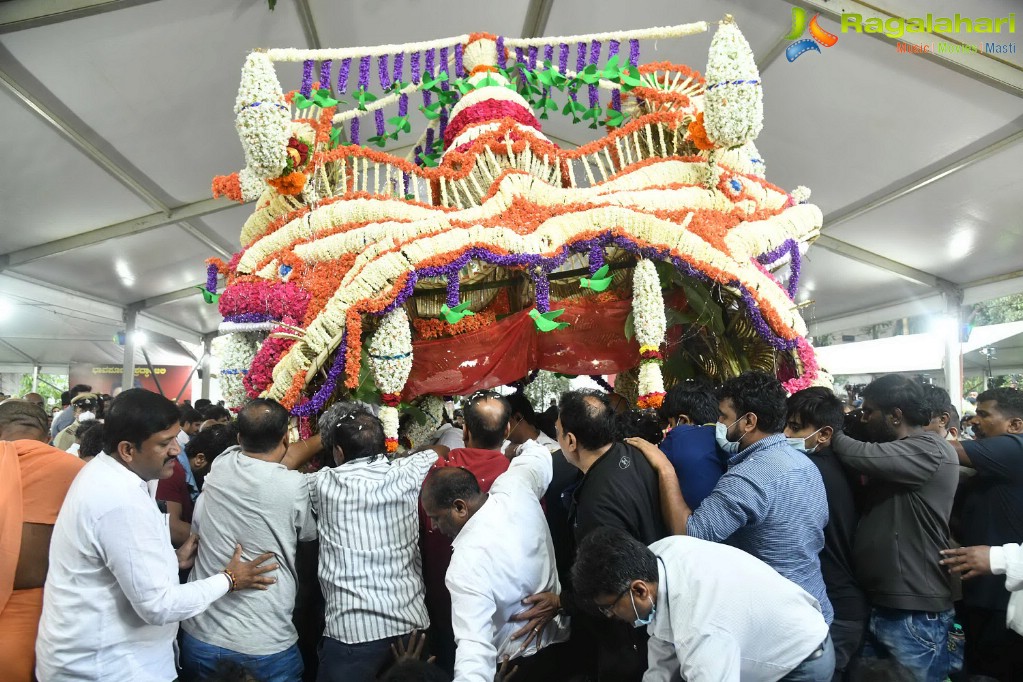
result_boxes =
[447,441,570,682]
[50,405,73,440]
[308,450,437,644]
[644,536,829,682]
[36,453,229,681]
[183,448,316,655]
[687,433,833,624]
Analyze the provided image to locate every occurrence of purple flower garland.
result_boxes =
[206,264,219,293]
[527,45,538,70]
[558,43,570,74]
[454,43,465,78]
[629,39,640,67]
[446,272,460,308]
[410,51,421,84]
[375,109,386,137]
[496,36,507,69]
[300,60,314,96]
[350,117,360,145]
[318,60,332,91]
[756,238,801,300]
[291,330,348,416]
[337,58,352,94]
[378,54,391,90]
[357,56,371,91]
[393,52,404,84]
[588,40,602,109]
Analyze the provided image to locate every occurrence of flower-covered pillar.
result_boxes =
[632,259,667,409]
[233,53,292,201]
[703,16,763,185]
[367,309,414,452]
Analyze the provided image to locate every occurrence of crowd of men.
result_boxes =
[1,371,1021,682]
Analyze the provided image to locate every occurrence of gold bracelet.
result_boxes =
[221,569,237,592]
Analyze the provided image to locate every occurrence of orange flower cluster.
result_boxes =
[687,112,715,151]
[212,173,244,202]
[413,310,497,340]
[267,171,307,195]
[637,392,665,409]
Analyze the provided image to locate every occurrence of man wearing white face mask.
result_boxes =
[629,371,833,627]
[52,393,98,452]
[785,387,868,678]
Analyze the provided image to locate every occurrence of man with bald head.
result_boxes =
[422,434,568,681]
[421,390,514,673]
[20,394,45,409]
[0,401,85,681]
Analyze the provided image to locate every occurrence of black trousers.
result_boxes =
[962,605,1023,681]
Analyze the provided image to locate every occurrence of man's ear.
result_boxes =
[453,499,468,517]
[947,426,960,440]
[891,407,904,426]
[631,579,653,600]
[193,453,208,470]
[676,415,692,426]
[744,412,758,433]
[818,425,834,444]
[1007,416,1023,435]
[115,440,134,463]
[564,431,578,453]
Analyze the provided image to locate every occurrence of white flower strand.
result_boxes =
[703,18,763,150]
[367,309,414,395]
[633,259,667,350]
[236,53,290,179]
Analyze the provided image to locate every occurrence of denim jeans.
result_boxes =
[781,634,836,682]
[861,607,954,682]
[180,630,304,682]
[317,635,404,682]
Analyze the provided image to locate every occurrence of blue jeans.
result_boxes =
[317,635,401,682]
[861,607,954,682]
[781,634,836,681]
[180,630,303,682]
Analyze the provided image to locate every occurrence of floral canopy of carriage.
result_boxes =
[209,17,825,451]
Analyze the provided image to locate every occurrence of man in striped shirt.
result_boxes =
[309,407,439,681]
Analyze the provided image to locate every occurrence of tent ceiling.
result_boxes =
[0,0,1021,370]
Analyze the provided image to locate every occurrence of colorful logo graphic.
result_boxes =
[785,7,839,62]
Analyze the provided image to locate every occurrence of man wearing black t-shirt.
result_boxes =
[949,387,1023,680]
[786,387,870,679]
[511,389,667,681]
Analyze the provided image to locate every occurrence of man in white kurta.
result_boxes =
[422,440,569,682]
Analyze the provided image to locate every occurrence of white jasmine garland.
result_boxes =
[632,259,667,350]
[214,332,261,410]
[638,361,665,398]
[404,396,445,449]
[239,167,266,203]
[236,53,290,179]
[368,309,414,395]
[379,405,400,445]
[704,21,763,150]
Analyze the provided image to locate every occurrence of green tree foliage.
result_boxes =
[971,294,1023,325]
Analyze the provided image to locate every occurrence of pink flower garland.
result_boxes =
[781,337,820,394]
[218,281,311,322]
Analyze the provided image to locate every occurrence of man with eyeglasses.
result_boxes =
[573,527,833,681]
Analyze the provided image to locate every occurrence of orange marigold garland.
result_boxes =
[687,112,716,151]
[267,171,307,195]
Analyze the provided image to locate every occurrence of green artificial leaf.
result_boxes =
[353,88,378,111]
[579,265,613,292]
[387,79,409,94]
[387,115,412,134]
[440,302,475,325]
[367,134,389,148]
[579,64,601,85]
[624,311,635,340]
[620,66,643,90]
[582,105,603,129]
[421,71,449,91]
[267,0,276,11]
[293,93,314,110]
[529,308,570,333]
[419,101,443,120]
[195,286,221,305]
[312,87,339,108]
[562,100,587,116]
[418,151,440,168]
[329,127,342,146]
[437,89,459,106]
[605,108,625,128]
[602,54,622,80]
[455,79,474,95]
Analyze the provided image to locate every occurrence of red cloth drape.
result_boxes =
[404,299,640,399]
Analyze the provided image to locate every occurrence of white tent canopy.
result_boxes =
[0,0,1021,374]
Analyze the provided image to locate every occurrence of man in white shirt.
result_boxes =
[311,406,439,681]
[35,388,279,682]
[181,398,317,682]
[421,440,570,682]
[572,527,834,682]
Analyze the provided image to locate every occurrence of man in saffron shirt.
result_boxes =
[421,390,512,674]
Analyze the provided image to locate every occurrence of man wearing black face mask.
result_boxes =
[785,387,868,679]
[830,374,959,681]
